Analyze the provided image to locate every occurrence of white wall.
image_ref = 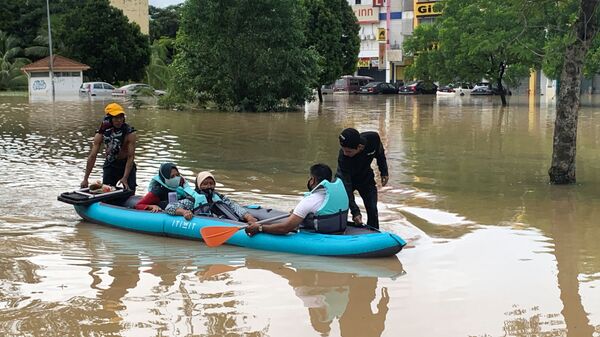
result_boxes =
[27,72,83,97]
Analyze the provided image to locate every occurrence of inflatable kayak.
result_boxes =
[59,190,406,258]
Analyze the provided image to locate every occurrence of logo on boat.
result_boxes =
[171,219,197,231]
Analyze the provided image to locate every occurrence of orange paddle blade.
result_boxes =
[201,226,243,247]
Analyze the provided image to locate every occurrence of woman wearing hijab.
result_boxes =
[165,171,257,225]
[135,162,188,212]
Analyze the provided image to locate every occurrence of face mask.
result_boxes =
[165,176,180,189]
[201,188,214,196]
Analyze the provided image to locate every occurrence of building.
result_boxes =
[21,55,90,98]
[110,0,149,35]
[349,0,443,84]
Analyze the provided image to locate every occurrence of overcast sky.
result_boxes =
[149,0,184,8]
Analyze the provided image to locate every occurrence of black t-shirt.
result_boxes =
[336,131,388,188]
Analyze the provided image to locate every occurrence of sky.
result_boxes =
[149,0,184,8]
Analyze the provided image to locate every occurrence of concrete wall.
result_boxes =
[27,72,83,97]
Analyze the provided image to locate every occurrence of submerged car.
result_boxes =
[112,83,166,97]
[320,83,334,95]
[358,82,399,94]
[437,83,474,96]
[398,80,438,94]
[79,82,115,96]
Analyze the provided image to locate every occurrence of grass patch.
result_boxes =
[0,91,28,97]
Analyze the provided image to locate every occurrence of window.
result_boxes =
[103,83,114,90]
[355,0,361,4]
[31,72,49,77]
[94,83,103,89]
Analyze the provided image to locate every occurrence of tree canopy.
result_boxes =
[149,5,182,42]
[53,0,150,83]
[404,0,547,105]
[172,0,319,111]
[302,0,360,101]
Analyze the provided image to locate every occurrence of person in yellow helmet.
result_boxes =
[81,103,137,191]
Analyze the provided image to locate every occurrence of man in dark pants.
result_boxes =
[336,128,388,229]
[81,103,137,191]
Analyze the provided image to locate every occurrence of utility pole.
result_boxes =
[46,0,55,100]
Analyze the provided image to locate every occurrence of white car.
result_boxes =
[79,82,115,96]
[436,83,473,96]
[112,83,166,97]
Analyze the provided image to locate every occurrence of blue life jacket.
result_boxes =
[181,186,240,220]
[149,175,188,199]
[305,178,349,234]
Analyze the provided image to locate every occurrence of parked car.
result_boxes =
[79,82,115,96]
[320,83,334,95]
[398,80,438,94]
[112,83,166,97]
[358,82,399,94]
[436,83,474,96]
[333,75,374,94]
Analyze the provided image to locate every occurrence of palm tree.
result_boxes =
[144,38,173,90]
[0,31,30,91]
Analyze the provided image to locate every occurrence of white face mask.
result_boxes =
[165,176,180,189]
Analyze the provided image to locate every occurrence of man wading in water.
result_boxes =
[81,103,137,191]
[337,128,388,229]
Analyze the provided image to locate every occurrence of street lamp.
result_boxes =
[46,0,55,100]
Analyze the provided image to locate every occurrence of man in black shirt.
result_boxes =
[336,128,388,229]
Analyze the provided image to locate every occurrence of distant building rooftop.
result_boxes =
[21,55,90,72]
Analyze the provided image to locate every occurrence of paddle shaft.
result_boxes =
[201,213,289,247]
[256,213,289,224]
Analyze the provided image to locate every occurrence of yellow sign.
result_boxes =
[357,58,370,68]
[377,28,386,41]
[415,2,442,17]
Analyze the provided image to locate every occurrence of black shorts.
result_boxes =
[103,160,137,191]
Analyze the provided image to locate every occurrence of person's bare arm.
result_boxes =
[118,133,136,190]
[245,214,304,236]
[81,133,103,188]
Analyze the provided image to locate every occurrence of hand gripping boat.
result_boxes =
[58,190,406,258]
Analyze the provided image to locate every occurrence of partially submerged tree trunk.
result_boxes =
[548,0,599,184]
[497,61,507,106]
[317,86,323,103]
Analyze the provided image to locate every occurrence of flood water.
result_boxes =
[1,93,600,336]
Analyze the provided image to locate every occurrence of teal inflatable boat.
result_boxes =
[59,190,406,258]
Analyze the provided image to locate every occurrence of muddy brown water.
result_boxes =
[0,94,599,336]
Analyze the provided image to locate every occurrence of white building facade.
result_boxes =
[349,0,415,83]
[21,55,90,98]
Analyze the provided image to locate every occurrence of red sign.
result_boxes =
[373,0,384,7]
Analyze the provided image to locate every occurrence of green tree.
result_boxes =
[172,0,318,112]
[339,0,360,76]
[548,0,600,184]
[0,0,45,48]
[302,0,360,102]
[53,0,150,83]
[0,31,29,91]
[149,4,182,42]
[145,38,173,90]
[403,0,546,106]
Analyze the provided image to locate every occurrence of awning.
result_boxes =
[358,50,378,58]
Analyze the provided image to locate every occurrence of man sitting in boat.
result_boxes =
[135,162,188,212]
[165,171,259,225]
[245,163,349,236]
